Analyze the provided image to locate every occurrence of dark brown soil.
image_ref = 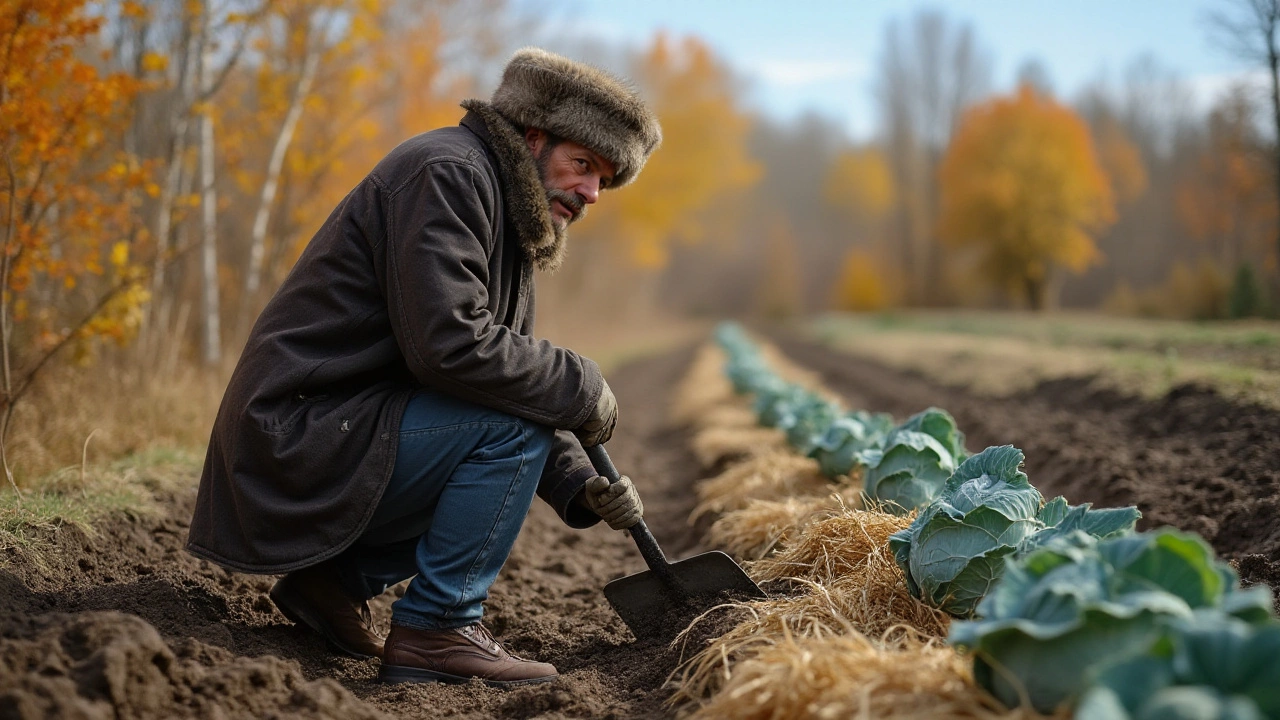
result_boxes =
[4,332,1279,719]
[0,347,715,719]
[768,330,1280,606]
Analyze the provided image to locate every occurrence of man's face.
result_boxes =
[525,128,617,231]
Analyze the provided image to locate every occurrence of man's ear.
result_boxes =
[524,127,544,154]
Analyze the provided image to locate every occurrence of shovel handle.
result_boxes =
[585,444,674,577]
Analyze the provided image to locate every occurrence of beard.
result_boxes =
[535,146,587,234]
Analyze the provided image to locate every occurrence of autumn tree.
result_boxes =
[938,85,1115,310]
[1210,0,1280,277]
[825,147,898,311]
[1174,85,1277,284]
[577,33,761,270]
[875,10,991,305]
[0,0,153,482]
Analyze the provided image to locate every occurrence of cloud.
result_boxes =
[743,58,867,87]
[1185,68,1270,110]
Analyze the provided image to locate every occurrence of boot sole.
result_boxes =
[378,664,557,688]
[270,583,380,660]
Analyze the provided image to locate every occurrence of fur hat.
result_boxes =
[490,47,662,188]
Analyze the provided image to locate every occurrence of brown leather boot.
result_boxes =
[378,622,558,687]
[269,564,384,659]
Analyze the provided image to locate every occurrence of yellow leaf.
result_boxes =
[110,241,129,268]
[141,52,169,73]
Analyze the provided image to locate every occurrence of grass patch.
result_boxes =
[809,312,1280,408]
[0,445,202,553]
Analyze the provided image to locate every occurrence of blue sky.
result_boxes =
[516,0,1258,141]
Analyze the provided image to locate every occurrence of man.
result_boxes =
[186,48,662,688]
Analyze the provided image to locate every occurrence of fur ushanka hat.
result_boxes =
[489,48,662,188]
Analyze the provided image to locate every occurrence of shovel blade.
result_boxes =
[604,550,766,641]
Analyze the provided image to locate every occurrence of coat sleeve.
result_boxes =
[536,430,603,529]
[382,158,602,429]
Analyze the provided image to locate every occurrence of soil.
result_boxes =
[0,347,718,719]
[2,332,1278,719]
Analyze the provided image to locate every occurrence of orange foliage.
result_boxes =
[825,148,895,221]
[0,1,152,364]
[831,249,897,311]
[278,0,461,269]
[1174,87,1277,273]
[579,33,761,269]
[939,84,1115,309]
[1093,117,1147,204]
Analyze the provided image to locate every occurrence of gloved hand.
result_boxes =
[584,475,643,530]
[574,379,617,447]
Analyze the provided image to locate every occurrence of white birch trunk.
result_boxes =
[243,37,321,305]
[198,33,221,367]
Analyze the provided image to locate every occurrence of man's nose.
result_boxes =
[578,178,600,205]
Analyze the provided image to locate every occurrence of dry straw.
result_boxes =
[707,496,834,561]
[670,344,736,428]
[751,510,913,586]
[683,632,1051,720]
[690,425,789,470]
[671,336,1047,718]
[706,486,865,562]
[691,451,832,522]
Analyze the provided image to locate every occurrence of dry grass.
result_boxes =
[4,361,222,487]
[691,451,833,522]
[682,632,1053,720]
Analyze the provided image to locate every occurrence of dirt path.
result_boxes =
[769,330,1280,603]
[3,335,1278,719]
[0,346,707,719]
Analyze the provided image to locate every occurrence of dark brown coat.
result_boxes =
[187,104,604,574]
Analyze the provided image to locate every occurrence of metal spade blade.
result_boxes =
[586,444,767,641]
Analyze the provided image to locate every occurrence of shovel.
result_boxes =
[586,444,766,641]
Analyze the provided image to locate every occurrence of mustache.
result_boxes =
[547,189,586,222]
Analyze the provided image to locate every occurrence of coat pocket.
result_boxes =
[259,392,330,436]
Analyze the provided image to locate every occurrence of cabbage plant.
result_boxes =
[888,445,1044,616]
[782,398,843,455]
[1075,611,1280,720]
[949,530,1275,714]
[809,410,895,478]
[863,407,966,513]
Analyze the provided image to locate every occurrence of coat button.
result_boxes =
[339,419,350,433]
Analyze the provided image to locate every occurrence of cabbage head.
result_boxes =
[809,410,895,478]
[1075,611,1280,720]
[783,398,843,455]
[949,529,1275,714]
[888,445,1043,616]
[863,407,966,513]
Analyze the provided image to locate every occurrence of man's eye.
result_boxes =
[575,158,588,170]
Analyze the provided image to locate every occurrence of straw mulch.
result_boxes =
[669,336,1054,719]
[691,451,835,522]
[670,344,736,428]
[690,425,790,469]
[683,632,1053,720]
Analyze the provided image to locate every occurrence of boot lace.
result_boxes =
[461,623,517,658]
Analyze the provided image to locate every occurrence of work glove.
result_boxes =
[584,475,644,530]
[574,379,618,447]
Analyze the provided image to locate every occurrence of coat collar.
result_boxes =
[459,100,565,273]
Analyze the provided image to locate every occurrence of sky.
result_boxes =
[514,0,1260,142]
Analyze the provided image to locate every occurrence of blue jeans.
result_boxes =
[331,389,554,629]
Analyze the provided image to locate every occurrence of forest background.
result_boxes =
[2,0,1278,490]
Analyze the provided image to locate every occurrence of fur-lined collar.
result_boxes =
[460,100,565,273]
